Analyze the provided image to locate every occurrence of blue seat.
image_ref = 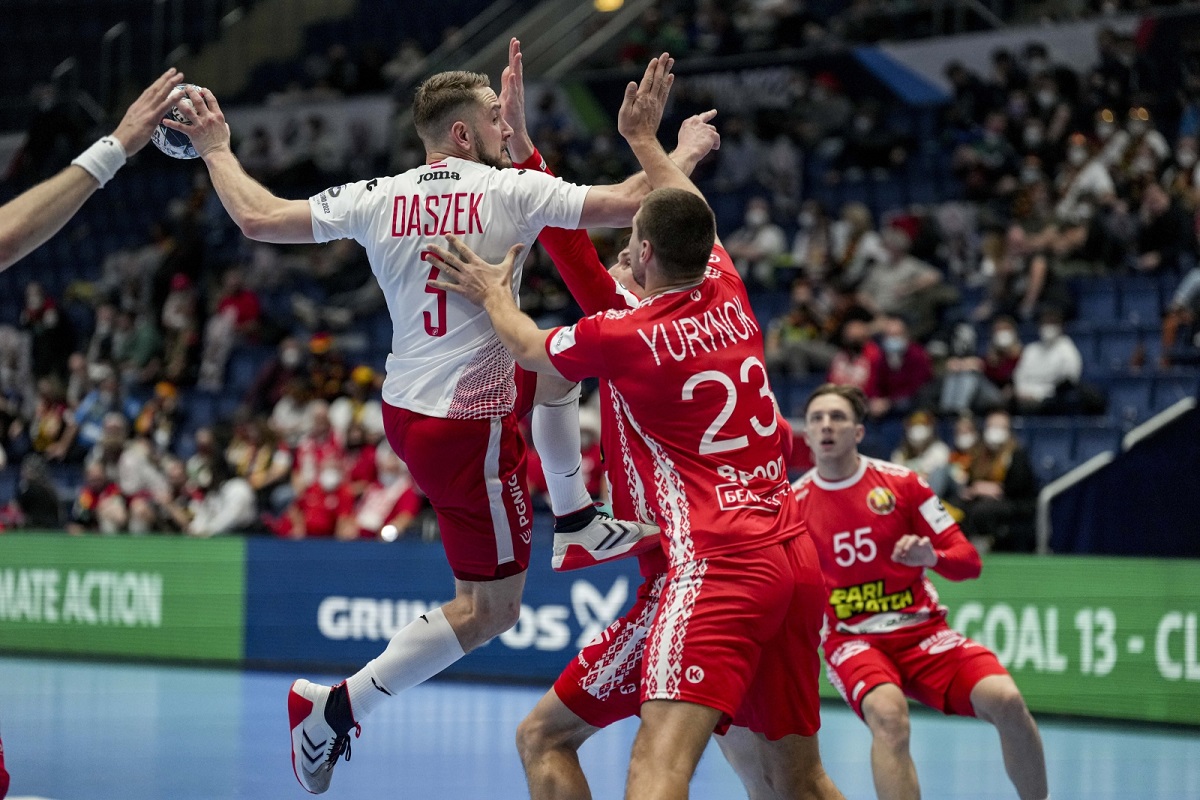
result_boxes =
[1095,327,1141,372]
[1026,425,1074,484]
[1073,422,1121,462]
[0,467,19,505]
[1152,373,1200,411]
[226,345,273,395]
[1119,281,1161,325]
[182,389,218,432]
[1106,375,1154,424]
[1076,282,1119,322]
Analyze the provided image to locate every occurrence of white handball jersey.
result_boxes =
[309,157,589,419]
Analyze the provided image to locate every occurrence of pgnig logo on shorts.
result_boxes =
[685,665,705,684]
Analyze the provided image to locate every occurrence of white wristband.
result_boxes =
[70,136,127,188]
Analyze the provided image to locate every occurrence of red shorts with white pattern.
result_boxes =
[823,619,1009,719]
[554,574,665,728]
[642,535,826,740]
[380,368,539,582]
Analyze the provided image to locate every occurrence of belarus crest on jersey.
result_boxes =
[866,487,896,515]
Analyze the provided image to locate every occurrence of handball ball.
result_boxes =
[151,83,204,159]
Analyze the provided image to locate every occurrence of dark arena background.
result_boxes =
[0,1,1197,798]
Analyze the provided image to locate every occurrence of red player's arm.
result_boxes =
[514,148,624,316]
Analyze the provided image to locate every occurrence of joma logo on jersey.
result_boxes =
[829,580,914,620]
[417,170,461,184]
[866,487,896,515]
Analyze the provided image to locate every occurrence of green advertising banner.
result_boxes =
[819,555,1200,725]
[0,534,245,662]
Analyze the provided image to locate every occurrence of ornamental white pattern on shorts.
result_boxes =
[309,158,588,419]
[581,574,665,701]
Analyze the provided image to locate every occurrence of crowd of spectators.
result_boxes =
[2,6,1199,554]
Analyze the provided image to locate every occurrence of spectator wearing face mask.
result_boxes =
[936,316,1022,417]
[290,401,344,497]
[355,446,424,540]
[830,202,887,290]
[764,278,837,381]
[891,409,951,495]
[958,411,1037,552]
[186,457,257,537]
[1163,135,1200,208]
[67,460,126,535]
[868,316,933,419]
[245,336,308,415]
[1119,106,1170,175]
[789,200,833,279]
[1012,310,1088,414]
[53,365,141,463]
[952,111,1020,202]
[827,318,882,395]
[1027,71,1073,147]
[1053,132,1116,230]
[726,197,788,290]
[276,459,357,540]
[856,227,958,341]
[975,224,1073,324]
[328,365,384,443]
[946,414,984,501]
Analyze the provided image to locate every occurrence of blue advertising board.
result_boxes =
[244,524,644,679]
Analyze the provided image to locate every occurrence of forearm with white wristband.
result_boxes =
[70,136,127,188]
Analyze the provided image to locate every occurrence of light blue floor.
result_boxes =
[1,657,1196,799]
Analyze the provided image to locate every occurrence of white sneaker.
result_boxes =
[552,512,660,572]
[288,679,359,794]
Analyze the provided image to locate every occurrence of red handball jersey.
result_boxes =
[547,244,801,567]
[520,148,669,577]
[792,457,981,636]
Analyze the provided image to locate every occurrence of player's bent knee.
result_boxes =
[515,713,569,764]
[864,691,911,748]
[979,685,1031,728]
[471,598,522,639]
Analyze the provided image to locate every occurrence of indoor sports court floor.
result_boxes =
[1,656,1195,799]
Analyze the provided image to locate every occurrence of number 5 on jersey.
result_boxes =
[422,250,446,337]
[833,527,876,567]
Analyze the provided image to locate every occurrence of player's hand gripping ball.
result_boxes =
[151,83,204,159]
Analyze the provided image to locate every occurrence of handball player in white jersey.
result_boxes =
[794,384,1048,800]
[167,42,663,794]
[428,56,841,800]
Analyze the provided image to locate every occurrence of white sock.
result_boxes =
[531,386,591,517]
[344,606,465,721]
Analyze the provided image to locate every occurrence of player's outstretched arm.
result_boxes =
[499,37,535,165]
[0,67,185,269]
[618,56,715,204]
[163,86,314,244]
[574,53,675,229]
[427,235,564,377]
